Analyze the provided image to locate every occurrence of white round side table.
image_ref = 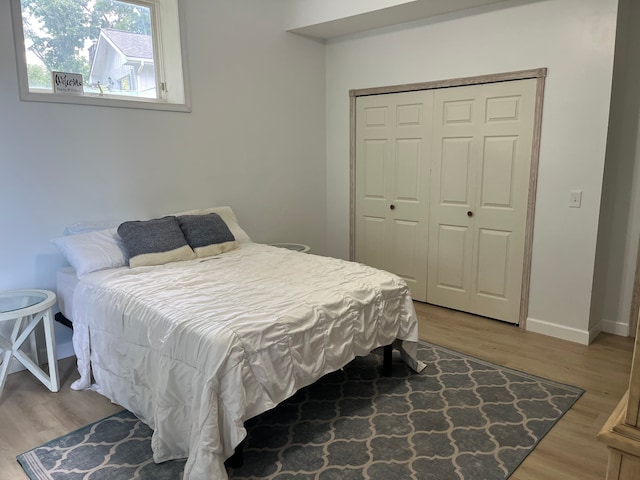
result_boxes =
[269,243,311,253]
[0,289,60,398]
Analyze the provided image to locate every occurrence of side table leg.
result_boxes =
[10,309,60,393]
[28,314,40,367]
[43,308,60,392]
[0,347,12,399]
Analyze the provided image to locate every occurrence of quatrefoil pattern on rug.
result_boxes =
[229,343,583,480]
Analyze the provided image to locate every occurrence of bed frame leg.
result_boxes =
[225,441,244,469]
[383,344,393,377]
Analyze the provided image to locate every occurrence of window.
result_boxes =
[10,0,190,112]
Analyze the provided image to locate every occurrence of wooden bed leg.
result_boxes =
[383,344,393,377]
[225,441,244,469]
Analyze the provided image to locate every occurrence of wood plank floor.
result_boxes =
[0,302,634,479]
[415,302,635,480]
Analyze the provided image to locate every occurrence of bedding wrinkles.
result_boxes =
[70,243,424,479]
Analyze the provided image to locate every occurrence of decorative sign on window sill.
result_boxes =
[52,71,84,95]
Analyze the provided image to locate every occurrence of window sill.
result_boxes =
[20,90,191,113]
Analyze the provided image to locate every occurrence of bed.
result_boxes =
[52,206,425,480]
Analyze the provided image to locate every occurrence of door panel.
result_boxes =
[397,103,424,125]
[363,140,386,199]
[428,79,537,323]
[435,224,471,294]
[355,91,432,301]
[485,95,521,122]
[476,228,510,298]
[361,215,386,271]
[441,137,473,205]
[443,99,474,124]
[481,137,517,208]
[428,85,481,310]
[395,139,421,201]
[392,219,422,282]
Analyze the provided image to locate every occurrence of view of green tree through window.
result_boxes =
[20,0,156,97]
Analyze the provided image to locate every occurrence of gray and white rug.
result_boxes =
[17,342,583,480]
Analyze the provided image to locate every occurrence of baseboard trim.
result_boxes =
[526,317,595,345]
[601,318,631,337]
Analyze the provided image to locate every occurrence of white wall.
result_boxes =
[0,0,327,365]
[591,0,640,337]
[325,0,618,343]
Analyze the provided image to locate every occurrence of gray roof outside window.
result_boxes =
[102,28,153,60]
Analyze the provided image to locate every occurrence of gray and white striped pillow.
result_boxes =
[118,216,195,267]
[178,213,237,258]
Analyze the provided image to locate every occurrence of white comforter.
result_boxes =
[70,243,425,479]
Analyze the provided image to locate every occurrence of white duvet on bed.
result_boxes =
[70,243,425,479]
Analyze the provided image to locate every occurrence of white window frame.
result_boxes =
[9,0,191,112]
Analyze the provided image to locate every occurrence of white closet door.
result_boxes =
[355,91,433,301]
[427,79,537,323]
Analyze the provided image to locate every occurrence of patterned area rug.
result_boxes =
[17,342,583,480]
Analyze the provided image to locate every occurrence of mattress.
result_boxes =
[56,266,79,321]
[69,243,425,479]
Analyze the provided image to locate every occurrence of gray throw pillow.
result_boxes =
[178,213,238,258]
[118,216,196,267]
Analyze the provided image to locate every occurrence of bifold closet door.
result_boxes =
[355,91,433,301]
[427,79,537,323]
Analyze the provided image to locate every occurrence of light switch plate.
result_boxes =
[569,190,582,208]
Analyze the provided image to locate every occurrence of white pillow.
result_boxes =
[63,220,121,235]
[52,227,128,277]
[170,206,252,243]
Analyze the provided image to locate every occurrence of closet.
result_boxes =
[352,71,543,325]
